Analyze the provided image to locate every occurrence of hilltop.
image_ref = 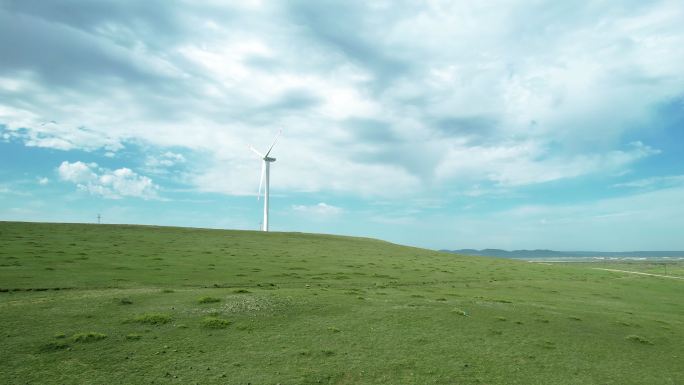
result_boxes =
[1,221,682,384]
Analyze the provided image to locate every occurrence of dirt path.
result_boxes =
[593,268,684,280]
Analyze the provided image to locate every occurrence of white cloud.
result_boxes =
[57,161,158,199]
[0,183,31,197]
[159,151,185,165]
[436,141,659,187]
[143,151,187,174]
[1,116,123,152]
[57,161,97,183]
[37,177,49,185]
[292,202,343,216]
[613,175,684,189]
[1,1,682,197]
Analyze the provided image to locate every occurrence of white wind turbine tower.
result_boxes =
[250,130,281,231]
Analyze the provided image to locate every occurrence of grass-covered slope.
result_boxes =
[0,221,682,384]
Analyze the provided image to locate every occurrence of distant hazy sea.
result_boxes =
[519,256,684,263]
[442,249,684,262]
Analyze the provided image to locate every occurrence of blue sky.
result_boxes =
[1,1,683,251]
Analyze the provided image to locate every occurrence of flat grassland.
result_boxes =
[1,222,682,384]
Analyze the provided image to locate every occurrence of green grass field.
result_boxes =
[1,221,682,384]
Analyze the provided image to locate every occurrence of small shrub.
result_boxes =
[125,334,142,341]
[202,317,232,329]
[625,335,653,345]
[236,324,254,332]
[496,316,507,321]
[54,333,66,339]
[327,326,341,333]
[72,332,107,343]
[40,341,70,352]
[321,349,335,356]
[130,313,172,325]
[234,289,250,294]
[198,296,221,304]
[161,289,175,293]
[452,308,468,317]
[119,298,133,305]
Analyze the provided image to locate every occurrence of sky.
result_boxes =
[1,0,683,251]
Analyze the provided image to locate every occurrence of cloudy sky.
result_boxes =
[1,0,683,251]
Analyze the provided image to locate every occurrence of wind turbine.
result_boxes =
[250,130,281,231]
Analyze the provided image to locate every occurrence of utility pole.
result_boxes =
[97,214,101,224]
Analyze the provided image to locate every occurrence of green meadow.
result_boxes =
[1,221,682,384]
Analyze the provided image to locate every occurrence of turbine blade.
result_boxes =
[257,161,265,200]
[264,129,282,157]
[249,145,264,158]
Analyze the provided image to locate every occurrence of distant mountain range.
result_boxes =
[440,249,684,259]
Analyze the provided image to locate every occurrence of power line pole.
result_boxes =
[97,214,101,224]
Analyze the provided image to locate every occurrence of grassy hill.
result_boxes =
[1,221,682,384]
